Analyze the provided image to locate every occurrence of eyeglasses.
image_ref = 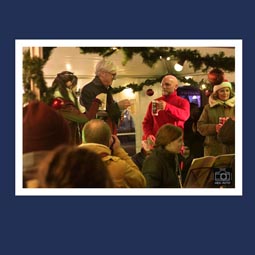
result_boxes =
[110,72,117,79]
[105,71,116,79]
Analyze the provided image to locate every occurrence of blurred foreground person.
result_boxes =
[38,145,113,188]
[80,119,146,188]
[23,101,71,187]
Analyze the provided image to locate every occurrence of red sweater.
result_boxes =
[142,91,190,139]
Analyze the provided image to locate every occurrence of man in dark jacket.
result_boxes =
[80,59,130,134]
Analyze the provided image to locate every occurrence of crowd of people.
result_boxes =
[23,60,235,189]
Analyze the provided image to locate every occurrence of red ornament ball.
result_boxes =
[51,98,64,110]
[146,88,154,96]
[208,69,225,85]
[204,89,211,97]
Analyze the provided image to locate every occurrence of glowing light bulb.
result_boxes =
[174,63,183,72]
[201,84,207,90]
[65,63,72,71]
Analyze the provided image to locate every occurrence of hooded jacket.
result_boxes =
[197,95,235,156]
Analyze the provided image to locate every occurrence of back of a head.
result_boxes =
[95,59,117,76]
[155,124,183,148]
[52,71,78,88]
[83,119,111,146]
[38,145,113,188]
[23,100,71,153]
[51,71,78,103]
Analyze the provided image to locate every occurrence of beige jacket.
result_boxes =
[79,143,146,188]
[197,96,235,156]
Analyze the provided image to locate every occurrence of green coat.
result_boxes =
[142,147,181,188]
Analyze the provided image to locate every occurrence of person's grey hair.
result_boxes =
[95,59,117,76]
[83,119,112,146]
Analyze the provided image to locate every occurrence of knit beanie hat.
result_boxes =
[213,82,232,93]
[23,101,71,153]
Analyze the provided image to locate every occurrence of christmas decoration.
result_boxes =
[207,68,225,85]
[23,48,55,104]
[111,77,162,94]
[146,88,154,96]
[23,47,235,104]
[51,98,64,110]
[204,89,211,97]
[79,47,235,72]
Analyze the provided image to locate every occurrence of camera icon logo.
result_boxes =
[213,168,232,185]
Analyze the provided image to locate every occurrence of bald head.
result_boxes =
[83,119,112,146]
[163,75,178,85]
[161,75,179,96]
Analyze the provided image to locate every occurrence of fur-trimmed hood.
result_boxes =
[209,95,235,108]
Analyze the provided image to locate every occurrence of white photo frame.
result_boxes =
[16,39,242,196]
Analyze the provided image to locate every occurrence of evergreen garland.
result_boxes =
[23,47,235,103]
[79,47,235,71]
[23,47,56,104]
[79,47,235,94]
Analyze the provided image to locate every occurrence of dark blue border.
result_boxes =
[1,1,253,254]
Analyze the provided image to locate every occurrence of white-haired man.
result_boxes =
[80,59,130,134]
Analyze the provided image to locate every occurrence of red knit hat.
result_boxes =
[23,101,71,153]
